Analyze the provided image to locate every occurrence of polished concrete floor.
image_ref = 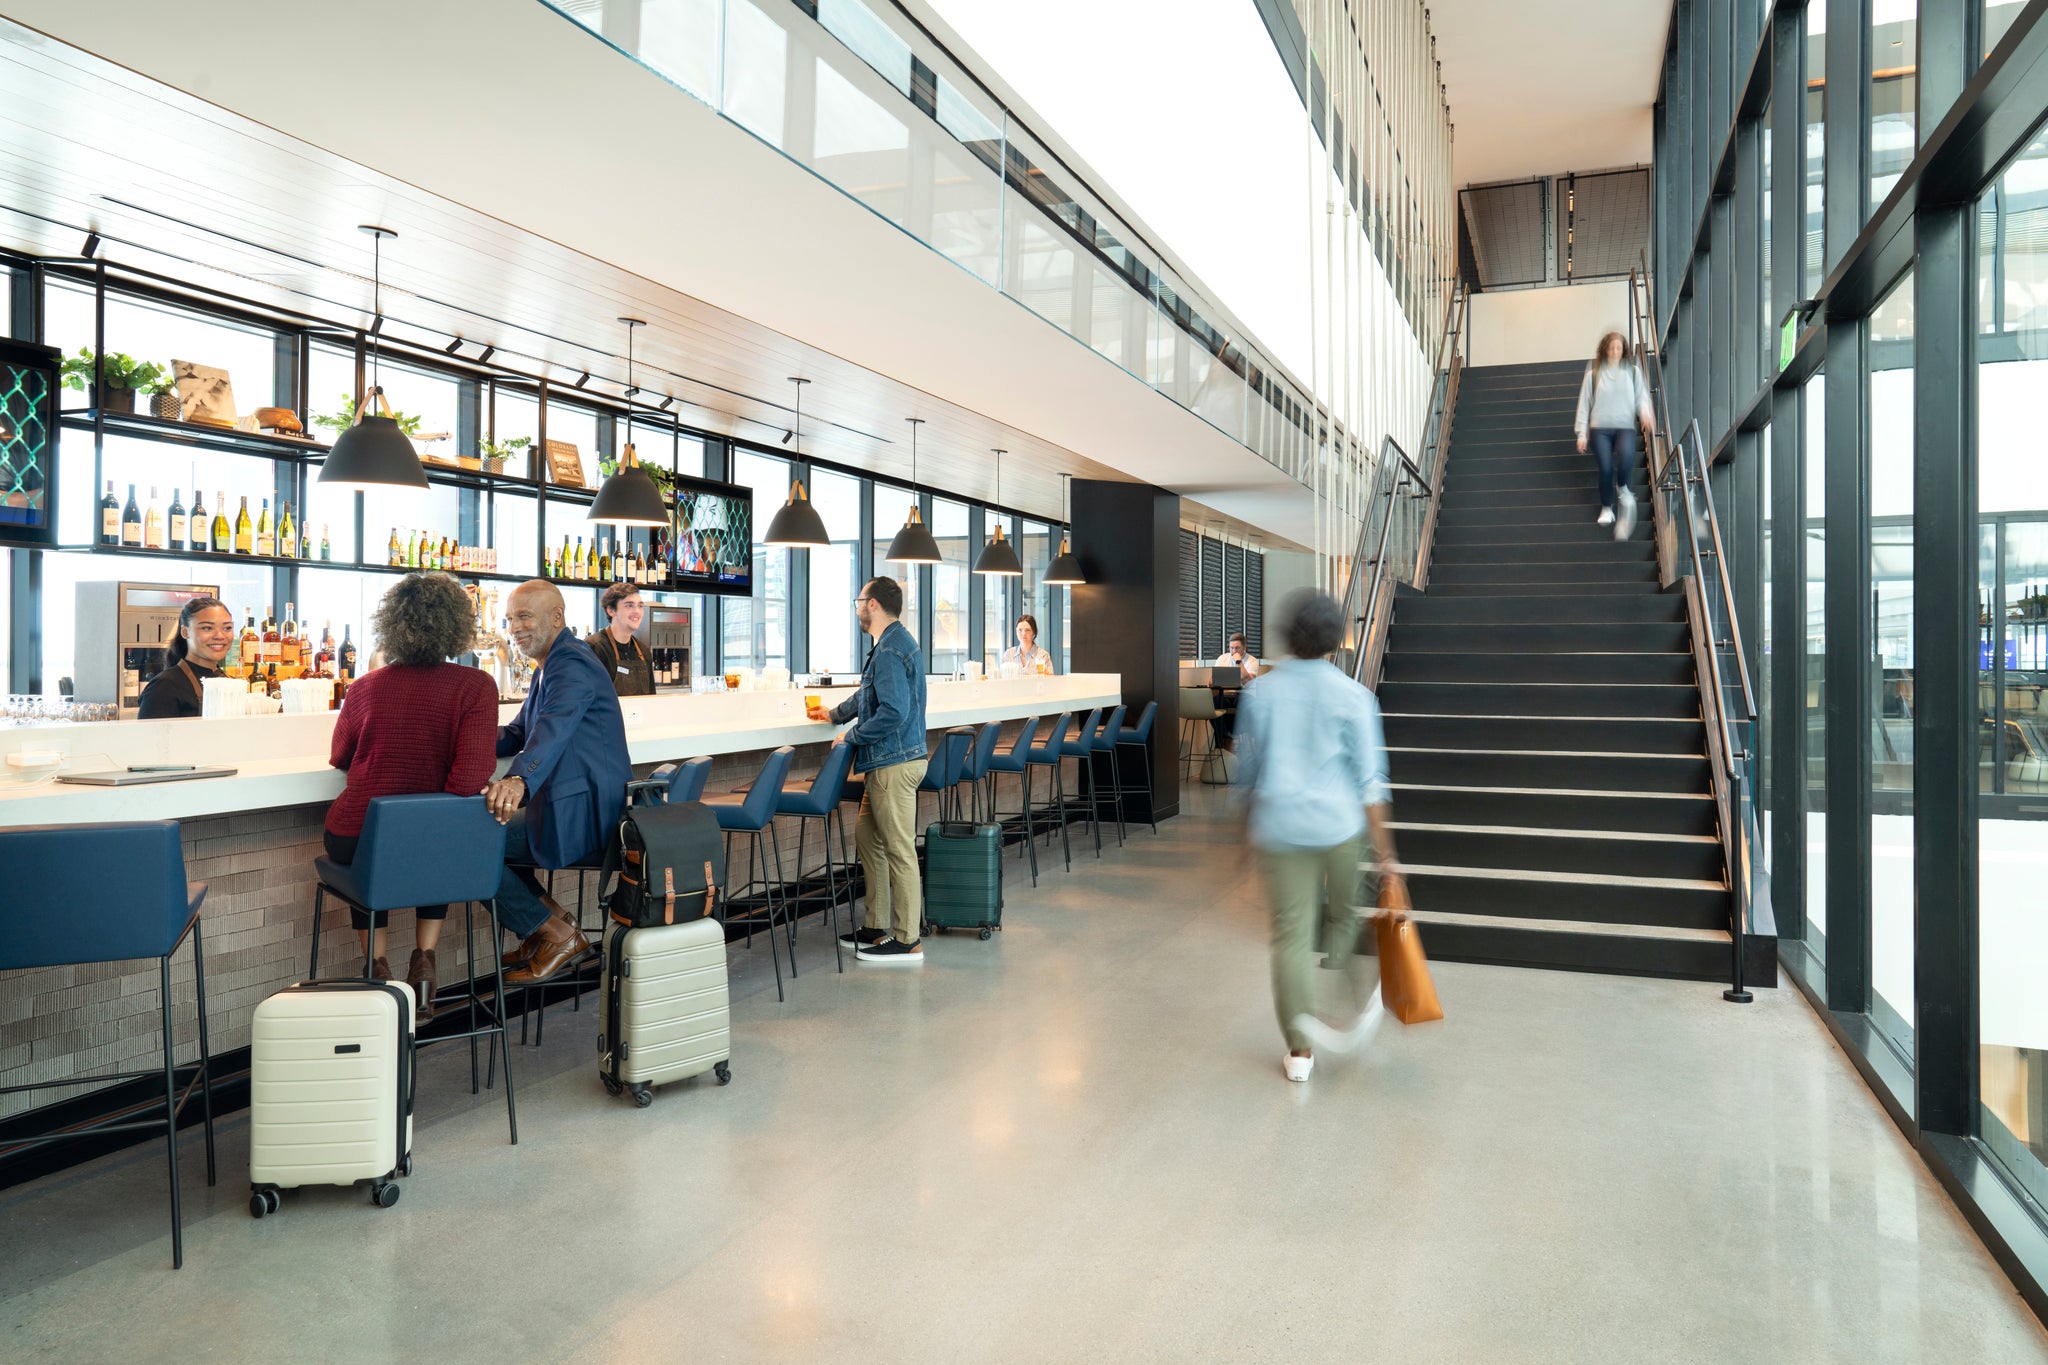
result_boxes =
[4,790,2046,1363]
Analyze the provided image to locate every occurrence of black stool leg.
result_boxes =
[464,902,480,1094]
[485,900,517,1145]
[190,917,215,1185]
[309,885,324,979]
[159,949,182,1270]
[769,823,796,977]
[1019,768,1038,885]
[757,833,785,1002]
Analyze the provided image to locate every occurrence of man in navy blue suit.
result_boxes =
[485,579,631,984]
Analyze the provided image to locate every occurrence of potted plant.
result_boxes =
[480,435,531,476]
[312,393,424,438]
[59,348,176,415]
[599,455,678,500]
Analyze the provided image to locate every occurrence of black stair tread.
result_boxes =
[1389,821,1720,846]
[1396,594,1681,621]
[1397,864,1729,929]
[1383,710,1702,724]
[1408,908,1729,943]
[1391,781,1714,802]
[1427,581,1663,596]
[1429,544,1659,563]
[1388,742,1706,759]
[1378,682,1700,717]
[1388,782,1718,836]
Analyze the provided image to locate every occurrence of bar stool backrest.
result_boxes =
[967,722,1002,780]
[1028,713,1071,762]
[1092,705,1127,751]
[1001,715,1040,759]
[668,756,714,804]
[0,821,191,969]
[1063,708,1103,754]
[735,747,796,827]
[781,740,855,816]
[1180,686,1219,721]
[941,729,973,785]
[352,795,509,911]
[1123,700,1158,742]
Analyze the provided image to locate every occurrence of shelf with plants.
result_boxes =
[62,409,332,461]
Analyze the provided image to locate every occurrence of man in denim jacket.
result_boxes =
[808,575,930,964]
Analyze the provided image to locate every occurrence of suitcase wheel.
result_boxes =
[372,1180,401,1208]
[602,1075,624,1098]
[978,927,992,941]
[248,1186,281,1219]
[715,1061,732,1085]
[631,1084,654,1109]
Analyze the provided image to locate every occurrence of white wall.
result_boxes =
[1468,282,1633,368]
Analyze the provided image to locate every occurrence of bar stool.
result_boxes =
[659,756,714,803]
[775,740,857,972]
[0,820,215,1269]
[960,722,1004,823]
[1113,701,1160,835]
[310,794,516,1143]
[981,716,1042,884]
[917,728,973,830]
[1088,704,1128,848]
[1059,708,1107,857]
[1179,686,1224,784]
[1022,712,1075,874]
[702,746,796,1001]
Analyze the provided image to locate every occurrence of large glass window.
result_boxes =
[1975,140,2048,1211]
[1020,518,1052,671]
[727,449,791,674]
[870,484,921,643]
[1869,270,1916,1061]
[807,466,862,675]
[1805,3,1828,294]
[1871,2,1918,211]
[1804,369,1828,961]
[1762,97,1775,359]
[930,497,969,675]
[982,511,1016,662]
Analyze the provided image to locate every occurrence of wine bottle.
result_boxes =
[100,480,120,545]
[339,624,358,680]
[142,487,165,549]
[278,501,296,560]
[256,499,275,557]
[598,538,611,582]
[187,490,205,552]
[559,536,572,580]
[212,492,231,553]
[234,496,253,554]
[314,621,336,677]
[159,488,182,551]
[321,525,332,562]
[121,483,142,547]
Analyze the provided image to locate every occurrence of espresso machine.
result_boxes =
[75,580,222,717]
[646,603,692,689]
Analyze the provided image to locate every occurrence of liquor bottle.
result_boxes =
[338,625,358,680]
[238,613,259,675]
[314,622,336,677]
[212,492,231,553]
[278,501,296,560]
[187,490,205,552]
[265,664,281,700]
[121,483,142,546]
[234,496,253,554]
[321,525,332,562]
[100,480,120,545]
[261,609,280,669]
[255,499,274,557]
[281,607,301,672]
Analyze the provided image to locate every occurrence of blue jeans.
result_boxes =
[1588,427,1639,513]
[494,812,552,938]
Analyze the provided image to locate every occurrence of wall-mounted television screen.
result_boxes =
[0,339,60,548]
[668,472,754,597]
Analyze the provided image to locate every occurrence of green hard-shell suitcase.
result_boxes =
[922,821,1003,940]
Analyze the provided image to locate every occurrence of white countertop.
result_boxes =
[0,674,1122,826]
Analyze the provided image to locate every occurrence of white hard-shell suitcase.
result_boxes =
[599,918,731,1107]
[247,979,414,1216]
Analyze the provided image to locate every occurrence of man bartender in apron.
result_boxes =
[587,582,656,697]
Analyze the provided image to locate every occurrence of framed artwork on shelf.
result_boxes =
[171,360,237,429]
[544,438,586,488]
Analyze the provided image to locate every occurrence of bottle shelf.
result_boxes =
[74,542,533,585]
[64,409,332,460]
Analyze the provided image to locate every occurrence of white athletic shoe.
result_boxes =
[1596,507,1616,526]
[1615,487,1638,541]
[1283,1051,1314,1082]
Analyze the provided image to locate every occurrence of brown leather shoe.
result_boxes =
[406,949,437,1024]
[371,956,391,981]
[500,897,575,968]
[503,917,591,985]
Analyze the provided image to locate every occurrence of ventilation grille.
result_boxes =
[1559,168,1651,281]
[1244,552,1265,657]
[1199,537,1225,657]
[1459,179,1549,288]
[1178,528,1199,659]
[1224,544,1247,645]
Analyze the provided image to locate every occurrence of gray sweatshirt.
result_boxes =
[1574,360,1654,438]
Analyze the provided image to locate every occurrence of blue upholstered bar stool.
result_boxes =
[310,794,516,1142]
[1022,713,1075,874]
[774,740,857,972]
[960,722,1002,823]
[1113,701,1160,835]
[0,820,215,1269]
[702,746,796,1001]
[1088,704,1129,848]
[660,756,714,803]
[981,716,1043,884]
[1059,708,1107,857]
[917,728,973,828]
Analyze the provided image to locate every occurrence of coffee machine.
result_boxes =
[75,580,222,717]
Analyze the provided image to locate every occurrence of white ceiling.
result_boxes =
[1432,0,1669,188]
[0,0,1316,548]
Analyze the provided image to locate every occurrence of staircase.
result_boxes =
[1380,359,1735,980]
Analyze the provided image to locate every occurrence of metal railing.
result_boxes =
[1340,283,1468,686]
[1626,257,1767,1002]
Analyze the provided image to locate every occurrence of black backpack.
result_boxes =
[599,788,727,929]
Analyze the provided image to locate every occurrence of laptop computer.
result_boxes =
[58,766,239,787]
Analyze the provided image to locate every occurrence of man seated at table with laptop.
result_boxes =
[1209,632,1260,752]
[483,579,631,984]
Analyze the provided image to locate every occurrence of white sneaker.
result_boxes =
[1596,507,1615,526]
[1283,1052,1314,1082]
[1615,487,1638,541]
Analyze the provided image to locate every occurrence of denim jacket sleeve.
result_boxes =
[843,638,912,750]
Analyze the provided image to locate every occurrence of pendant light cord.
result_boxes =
[369,231,381,395]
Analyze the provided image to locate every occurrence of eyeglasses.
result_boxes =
[853,596,873,606]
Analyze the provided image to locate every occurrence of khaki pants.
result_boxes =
[1261,836,1380,1052]
[857,757,928,944]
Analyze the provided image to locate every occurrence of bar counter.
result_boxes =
[0,674,1120,1123]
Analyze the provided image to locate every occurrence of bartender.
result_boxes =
[998,614,1053,675]
[586,582,656,696]
[136,596,235,719]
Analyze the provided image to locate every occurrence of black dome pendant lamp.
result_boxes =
[885,417,942,564]
[589,318,670,528]
[972,448,1023,577]
[763,377,830,547]
[318,225,428,491]
[1045,472,1086,585]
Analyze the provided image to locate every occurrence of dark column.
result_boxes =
[1072,479,1180,823]
[1823,317,1871,1014]
[1768,5,1808,937]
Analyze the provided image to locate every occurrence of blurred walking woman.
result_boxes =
[1236,591,1404,1083]
[136,596,234,719]
[325,572,501,1020]
[1573,331,1656,541]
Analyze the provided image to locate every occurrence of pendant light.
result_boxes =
[764,377,830,547]
[319,226,428,491]
[972,448,1023,576]
[885,417,942,564]
[589,317,670,527]
[1045,472,1086,584]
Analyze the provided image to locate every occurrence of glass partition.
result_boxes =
[1868,271,1915,1061]
[727,448,791,674]
[930,496,969,675]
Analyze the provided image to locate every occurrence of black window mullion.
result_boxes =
[1822,316,1872,1017]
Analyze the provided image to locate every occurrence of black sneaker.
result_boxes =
[839,927,890,949]
[855,937,924,965]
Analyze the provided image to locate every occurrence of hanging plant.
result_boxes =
[312,392,423,436]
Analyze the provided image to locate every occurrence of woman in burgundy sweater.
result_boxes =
[327,572,500,1019]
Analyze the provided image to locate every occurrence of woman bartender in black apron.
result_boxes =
[136,596,235,718]
[587,582,656,696]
